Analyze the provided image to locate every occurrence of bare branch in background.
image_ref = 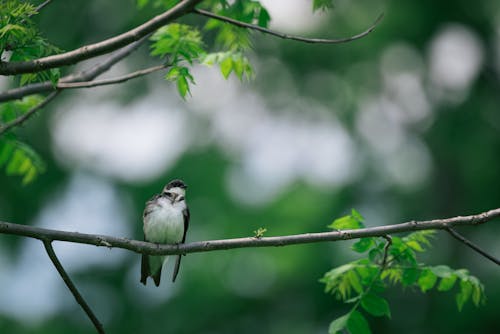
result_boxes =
[446,227,500,266]
[0,35,149,103]
[193,8,384,44]
[0,0,203,75]
[42,240,105,334]
[1,208,499,261]
[0,91,59,135]
[0,37,152,135]
[35,0,53,13]
[57,64,168,89]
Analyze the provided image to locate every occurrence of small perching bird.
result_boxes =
[140,179,190,286]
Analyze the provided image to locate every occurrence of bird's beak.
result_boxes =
[170,193,179,203]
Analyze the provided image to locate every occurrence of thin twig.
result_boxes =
[0,208,499,257]
[42,240,105,334]
[0,37,151,134]
[446,227,500,266]
[57,64,168,89]
[35,0,53,12]
[0,36,148,103]
[0,0,203,75]
[381,235,392,267]
[0,91,59,135]
[193,8,384,44]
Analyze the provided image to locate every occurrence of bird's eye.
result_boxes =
[177,196,184,202]
[163,192,173,197]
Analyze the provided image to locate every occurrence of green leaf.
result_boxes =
[360,292,391,318]
[328,313,349,334]
[405,240,424,252]
[177,75,189,98]
[220,56,233,79]
[352,238,375,253]
[351,209,364,223]
[137,0,149,8]
[456,279,472,311]
[430,265,454,278]
[0,137,45,184]
[401,267,420,286]
[329,215,360,230]
[150,23,205,62]
[313,0,334,12]
[437,275,457,292]
[257,7,271,27]
[347,310,371,334]
[417,269,437,292]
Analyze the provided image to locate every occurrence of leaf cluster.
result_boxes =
[321,210,486,334]
[0,96,46,184]
[0,0,61,85]
[145,0,267,98]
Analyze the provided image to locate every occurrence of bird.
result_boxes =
[140,179,190,286]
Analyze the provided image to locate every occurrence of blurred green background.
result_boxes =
[1,0,500,333]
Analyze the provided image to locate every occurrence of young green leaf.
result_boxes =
[347,311,371,334]
[437,275,457,292]
[329,215,361,230]
[313,0,334,12]
[401,267,420,286]
[220,56,233,79]
[360,292,391,318]
[328,313,350,334]
[456,279,472,311]
[417,269,437,292]
[352,238,375,253]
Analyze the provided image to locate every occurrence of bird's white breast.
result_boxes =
[144,198,184,244]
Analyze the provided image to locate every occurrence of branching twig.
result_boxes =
[193,8,384,44]
[0,0,203,75]
[0,37,151,134]
[381,235,392,267]
[42,240,105,334]
[35,0,53,13]
[0,36,148,103]
[57,64,168,89]
[446,227,500,266]
[1,208,499,258]
[0,91,59,135]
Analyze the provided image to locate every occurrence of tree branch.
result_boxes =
[0,37,152,134]
[57,64,168,89]
[0,35,148,103]
[42,240,105,334]
[1,208,499,258]
[35,0,53,13]
[0,91,60,135]
[193,8,384,44]
[0,0,203,75]
[446,227,500,265]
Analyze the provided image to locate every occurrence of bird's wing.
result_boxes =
[182,207,190,243]
[172,207,190,282]
[143,194,160,220]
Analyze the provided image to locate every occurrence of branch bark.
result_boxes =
[56,64,168,89]
[0,0,203,75]
[0,91,60,135]
[0,37,148,102]
[43,240,105,334]
[1,208,499,258]
[193,8,384,44]
[446,227,500,265]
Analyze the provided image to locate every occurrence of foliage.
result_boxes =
[0,0,61,85]
[0,96,46,184]
[321,211,486,333]
[145,0,268,98]
[313,0,335,12]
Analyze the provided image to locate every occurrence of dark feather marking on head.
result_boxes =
[166,179,187,189]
